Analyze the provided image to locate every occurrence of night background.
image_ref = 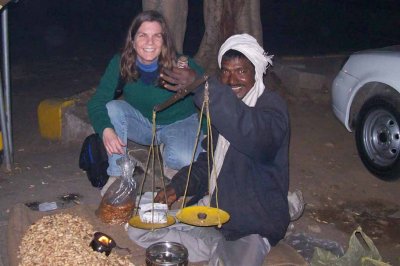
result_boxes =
[5,0,400,65]
[1,2,400,264]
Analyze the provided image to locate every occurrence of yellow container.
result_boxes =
[176,206,230,227]
[37,98,75,140]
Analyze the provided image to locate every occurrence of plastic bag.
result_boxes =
[311,226,391,266]
[96,155,138,225]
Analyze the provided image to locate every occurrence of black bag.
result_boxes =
[79,133,109,188]
[79,75,125,187]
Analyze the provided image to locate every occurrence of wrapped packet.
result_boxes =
[139,203,168,224]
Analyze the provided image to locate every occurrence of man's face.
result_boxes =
[220,57,256,99]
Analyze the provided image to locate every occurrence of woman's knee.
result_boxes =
[163,148,191,170]
[106,100,125,119]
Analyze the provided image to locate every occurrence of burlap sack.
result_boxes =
[7,203,145,266]
[8,203,306,266]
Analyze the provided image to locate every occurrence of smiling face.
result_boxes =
[133,21,163,64]
[220,56,256,99]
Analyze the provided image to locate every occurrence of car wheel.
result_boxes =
[355,98,400,181]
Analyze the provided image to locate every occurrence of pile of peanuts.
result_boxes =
[18,213,134,266]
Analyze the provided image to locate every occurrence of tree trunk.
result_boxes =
[142,0,188,54]
[195,0,262,73]
[193,0,224,73]
[235,0,263,45]
[143,0,263,73]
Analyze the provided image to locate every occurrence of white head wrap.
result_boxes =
[217,33,273,107]
[199,34,273,207]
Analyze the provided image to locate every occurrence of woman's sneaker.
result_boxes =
[100,176,118,197]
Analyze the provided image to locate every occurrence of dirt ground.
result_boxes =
[1,51,400,265]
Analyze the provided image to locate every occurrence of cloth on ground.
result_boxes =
[7,203,307,266]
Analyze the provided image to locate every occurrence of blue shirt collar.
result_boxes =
[136,58,158,72]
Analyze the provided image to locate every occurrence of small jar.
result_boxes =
[90,232,116,256]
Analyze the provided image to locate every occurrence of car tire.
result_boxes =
[355,97,400,181]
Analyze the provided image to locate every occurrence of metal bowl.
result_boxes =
[146,241,188,266]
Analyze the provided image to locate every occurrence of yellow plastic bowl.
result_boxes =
[176,206,230,227]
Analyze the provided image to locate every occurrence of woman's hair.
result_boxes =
[120,10,176,82]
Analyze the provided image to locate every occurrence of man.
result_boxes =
[128,33,290,266]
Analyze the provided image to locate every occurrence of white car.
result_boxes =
[332,45,400,180]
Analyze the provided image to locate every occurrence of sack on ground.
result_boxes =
[311,226,390,266]
[79,133,109,188]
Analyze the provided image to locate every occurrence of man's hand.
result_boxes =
[154,186,178,208]
[102,128,126,156]
[160,67,197,92]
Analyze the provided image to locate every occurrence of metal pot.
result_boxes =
[146,241,188,266]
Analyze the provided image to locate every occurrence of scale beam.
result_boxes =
[153,75,208,112]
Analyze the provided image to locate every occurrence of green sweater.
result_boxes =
[87,54,204,136]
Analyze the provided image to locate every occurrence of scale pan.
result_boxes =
[128,215,175,230]
[176,206,230,227]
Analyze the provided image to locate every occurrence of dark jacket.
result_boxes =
[170,76,290,246]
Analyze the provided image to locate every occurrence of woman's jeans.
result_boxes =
[106,100,203,176]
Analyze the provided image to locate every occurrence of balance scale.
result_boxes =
[128,74,230,230]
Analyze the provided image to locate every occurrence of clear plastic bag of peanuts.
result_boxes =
[96,154,138,225]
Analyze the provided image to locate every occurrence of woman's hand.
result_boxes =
[160,67,197,92]
[102,128,126,156]
[154,186,177,208]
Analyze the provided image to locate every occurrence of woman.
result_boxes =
[87,10,203,194]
